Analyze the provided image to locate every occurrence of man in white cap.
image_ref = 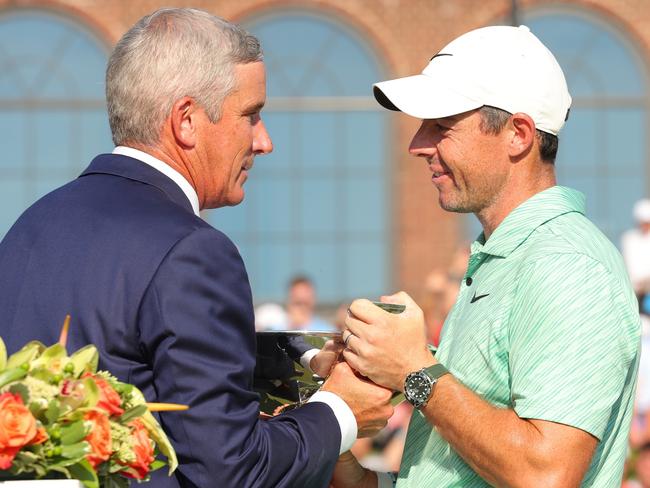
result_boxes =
[332,25,640,487]
[622,198,650,306]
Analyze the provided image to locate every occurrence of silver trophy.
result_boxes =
[254,302,406,416]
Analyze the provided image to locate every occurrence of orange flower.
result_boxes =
[0,393,38,470]
[120,419,155,480]
[84,410,112,469]
[83,373,124,417]
[0,393,37,447]
[30,427,48,445]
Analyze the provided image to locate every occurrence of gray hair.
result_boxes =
[478,106,559,163]
[106,8,263,146]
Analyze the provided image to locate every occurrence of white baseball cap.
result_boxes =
[373,25,572,135]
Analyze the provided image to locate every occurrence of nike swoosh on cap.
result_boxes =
[429,52,453,61]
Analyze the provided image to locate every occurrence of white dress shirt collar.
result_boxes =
[112,146,200,217]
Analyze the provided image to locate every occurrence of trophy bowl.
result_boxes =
[254,330,341,416]
[253,303,409,416]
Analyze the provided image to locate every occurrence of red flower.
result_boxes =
[83,373,124,417]
[0,393,38,470]
[120,419,155,479]
[84,410,112,469]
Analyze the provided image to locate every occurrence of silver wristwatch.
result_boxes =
[404,363,449,409]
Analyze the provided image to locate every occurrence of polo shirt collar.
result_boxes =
[472,186,586,258]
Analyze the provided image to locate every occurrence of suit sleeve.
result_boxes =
[280,335,315,362]
[137,227,340,487]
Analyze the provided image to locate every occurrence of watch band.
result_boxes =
[423,363,449,381]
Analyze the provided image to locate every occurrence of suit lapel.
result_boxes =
[79,154,195,214]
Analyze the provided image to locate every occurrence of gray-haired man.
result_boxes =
[0,8,392,487]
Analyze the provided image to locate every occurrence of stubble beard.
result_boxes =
[437,183,499,215]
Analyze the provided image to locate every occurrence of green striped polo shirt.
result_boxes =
[397,186,641,487]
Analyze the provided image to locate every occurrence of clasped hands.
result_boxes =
[315,292,434,435]
[314,292,434,488]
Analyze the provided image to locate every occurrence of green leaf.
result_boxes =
[9,383,30,404]
[0,366,28,388]
[49,465,72,478]
[101,475,130,488]
[69,459,99,488]
[81,377,100,408]
[31,343,68,371]
[114,381,133,396]
[149,459,166,472]
[118,404,147,423]
[45,398,61,425]
[6,340,45,369]
[14,450,39,465]
[69,345,99,377]
[0,336,6,371]
[61,420,89,445]
[60,441,90,459]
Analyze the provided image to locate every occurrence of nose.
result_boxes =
[409,120,436,158]
[253,119,273,155]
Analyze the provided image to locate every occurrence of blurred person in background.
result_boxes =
[630,312,650,449]
[254,302,287,331]
[421,246,469,346]
[622,443,650,488]
[624,200,650,451]
[636,443,650,487]
[622,198,650,313]
[286,275,337,331]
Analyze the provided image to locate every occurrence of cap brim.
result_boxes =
[373,74,482,119]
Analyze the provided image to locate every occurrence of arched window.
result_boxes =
[206,12,389,304]
[525,10,648,243]
[468,10,648,243]
[0,10,112,235]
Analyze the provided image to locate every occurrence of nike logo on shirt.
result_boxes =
[470,292,490,303]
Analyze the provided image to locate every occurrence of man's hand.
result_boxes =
[322,361,393,438]
[343,292,434,392]
[329,451,377,488]
[310,339,344,378]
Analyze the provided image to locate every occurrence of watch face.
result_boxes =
[405,371,433,407]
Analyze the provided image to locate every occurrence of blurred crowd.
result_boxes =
[254,198,650,483]
[623,199,650,487]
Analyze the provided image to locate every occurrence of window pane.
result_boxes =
[346,240,388,299]
[299,178,338,233]
[525,10,647,244]
[527,14,645,96]
[0,11,111,238]
[209,12,389,303]
[298,112,339,169]
[0,111,25,169]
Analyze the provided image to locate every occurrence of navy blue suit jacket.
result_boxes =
[0,154,340,487]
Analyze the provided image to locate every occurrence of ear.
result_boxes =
[170,96,199,149]
[507,113,536,159]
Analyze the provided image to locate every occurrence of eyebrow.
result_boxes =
[245,101,265,113]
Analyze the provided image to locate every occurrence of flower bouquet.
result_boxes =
[0,319,180,487]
